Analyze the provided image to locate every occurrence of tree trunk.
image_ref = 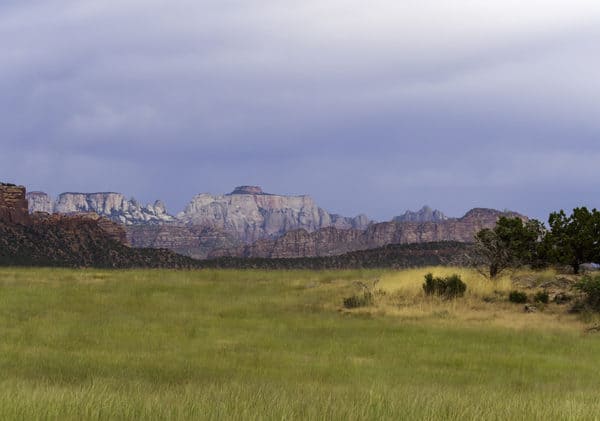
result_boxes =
[490,263,499,279]
[572,262,580,275]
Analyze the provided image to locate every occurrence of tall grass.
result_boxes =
[0,267,598,420]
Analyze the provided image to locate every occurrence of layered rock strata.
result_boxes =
[209,208,523,258]
[26,191,175,225]
[127,225,238,259]
[177,186,370,243]
[52,192,174,225]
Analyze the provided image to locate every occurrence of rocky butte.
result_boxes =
[0,183,32,226]
[176,186,370,242]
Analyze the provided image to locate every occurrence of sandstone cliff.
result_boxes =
[1,182,196,268]
[126,224,239,259]
[209,208,523,258]
[177,186,370,243]
[28,192,175,225]
[27,191,54,214]
[32,212,129,245]
[0,183,31,226]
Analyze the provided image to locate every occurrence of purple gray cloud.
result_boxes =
[1,1,600,221]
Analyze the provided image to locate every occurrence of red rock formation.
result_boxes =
[31,212,129,245]
[0,183,32,226]
[209,208,525,258]
[126,224,238,259]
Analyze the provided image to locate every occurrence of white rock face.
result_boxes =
[26,191,54,214]
[33,192,175,225]
[177,186,370,243]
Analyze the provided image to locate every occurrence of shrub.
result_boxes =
[343,292,374,309]
[575,275,600,312]
[423,273,466,299]
[534,290,549,304]
[509,290,528,303]
[423,273,441,296]
[554,293,572,304]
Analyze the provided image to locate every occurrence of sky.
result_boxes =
[1,0,600,222]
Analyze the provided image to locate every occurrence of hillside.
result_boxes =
[0,183,196,268]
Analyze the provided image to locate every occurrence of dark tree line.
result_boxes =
[472,207,600,278]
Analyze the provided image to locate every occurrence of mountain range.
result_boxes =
[2,181,472,269]
[26,185,522,259]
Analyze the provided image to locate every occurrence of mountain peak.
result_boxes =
[393,206,447,223]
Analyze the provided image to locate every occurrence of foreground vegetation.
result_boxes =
[1,267,600,420]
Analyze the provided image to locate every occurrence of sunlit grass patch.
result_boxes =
[378,266,512,298]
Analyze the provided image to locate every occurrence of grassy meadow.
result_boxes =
[1,267,600,420]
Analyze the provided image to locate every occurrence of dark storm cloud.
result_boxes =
[1,0,600,220]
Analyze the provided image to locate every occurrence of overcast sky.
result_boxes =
[1,1,599,221]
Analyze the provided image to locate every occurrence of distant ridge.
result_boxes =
[209,208,523,259]
[26,185,525,260]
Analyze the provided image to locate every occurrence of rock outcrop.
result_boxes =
[229,185,266,195]
[1,181,197,268]
[177,186,370,243]
[210,208,524,258]
[393,206,447,223]
[0,215,197,268]
[26,191,54,214]
[127,224,239,260]
[32,212,129,245]
[0,183,31,226]
[28,192,175,225]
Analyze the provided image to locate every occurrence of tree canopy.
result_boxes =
[546,207,600,274]
[472,217,545,278]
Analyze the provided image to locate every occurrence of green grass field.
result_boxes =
[1,267,600,420]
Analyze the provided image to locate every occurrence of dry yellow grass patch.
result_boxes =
[371,267,585,331]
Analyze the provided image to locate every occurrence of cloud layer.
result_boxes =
[1,0,600,220]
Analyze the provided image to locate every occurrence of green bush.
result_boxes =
[423,273,466,299]
[423,273,441,296]
[343,292,374,309]
[575,275,600,312]
[534,290,549,304]
[508,290,528,303]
